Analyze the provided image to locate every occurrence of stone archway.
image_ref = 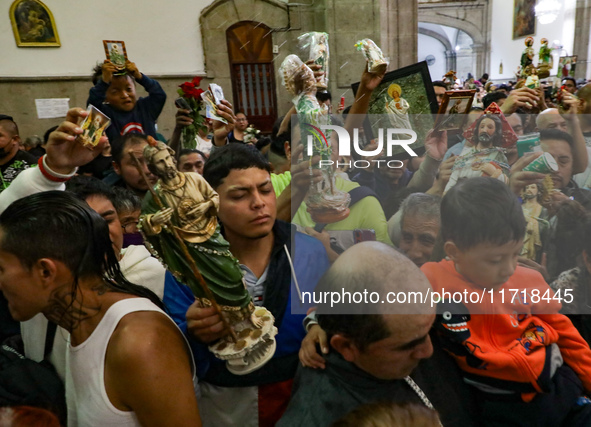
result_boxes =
[418,0,490,77]
[418,26,456,72]
[199,0,290,114]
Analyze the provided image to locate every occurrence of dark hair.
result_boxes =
[0,116,19,137]
[316,90,332,103]
[111,133,148,164]
[203,143,272,189]
[540,128,575,151]
[92,63,103,86]
[562,76,576,86]
[270,131,290,157]
[0,191,164,311]
[179,148,206,160]
[43,126,58,145]
[111,186,142,214]
[481,73,489,80]
[92,63,132,86]
[483,91,508,109]
[255,135,272,151]
[432,80,448,90]
[497,84,512,93]
[66,175,116,204]
[441,177,525,250]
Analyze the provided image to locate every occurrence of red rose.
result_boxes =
[192,76,203,87]
[179,82,195,95]
[195,88,205,99]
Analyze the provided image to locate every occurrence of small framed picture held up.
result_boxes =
[434,90,476,131]
[9,0,60,47]
[103,40,128,70]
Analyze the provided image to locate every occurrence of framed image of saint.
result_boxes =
[434,90,476,131]
[513,0,536,39]
[103,40,128,70]
[351,61,439,159]
[9,0,60,47]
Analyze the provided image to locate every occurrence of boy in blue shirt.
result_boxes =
[87,59,166,143]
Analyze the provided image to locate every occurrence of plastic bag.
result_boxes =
[298,32,329,90]
[354,38,388,74]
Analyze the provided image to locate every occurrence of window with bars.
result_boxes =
[227,21,278,133]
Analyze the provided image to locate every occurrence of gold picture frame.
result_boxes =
[9,0,60,47]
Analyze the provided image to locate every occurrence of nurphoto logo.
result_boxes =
[304,124,418,169]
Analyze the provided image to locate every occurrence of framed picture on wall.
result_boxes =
[559,56,577,78]
[351,61,438,159]
[9,0,60,47]
[513,0,536,39]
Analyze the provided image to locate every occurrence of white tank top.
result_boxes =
[65,298,196,427]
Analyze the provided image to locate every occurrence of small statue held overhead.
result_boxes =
[537,37,553,78]
[520,36,535,78]
[520,183,550,263]
[138,139,277,375]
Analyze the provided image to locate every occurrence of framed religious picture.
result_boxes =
[513,0,536,39]
[559,56,577,78]
[9,0,60,47]
[103,40,128,70]
[434,90,476,131]
[351,61,438,159]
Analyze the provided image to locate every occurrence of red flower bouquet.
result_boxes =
[177,76,207,149]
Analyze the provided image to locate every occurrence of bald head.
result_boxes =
[577,84,591,116]
[316,241,433,315]
[536,109,567,132]
[577,84,591,102]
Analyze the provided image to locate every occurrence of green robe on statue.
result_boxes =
[140,172,252,315]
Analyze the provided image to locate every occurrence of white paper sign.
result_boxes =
[35,98,70,119]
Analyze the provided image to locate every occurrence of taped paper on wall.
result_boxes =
[35,98,70,119]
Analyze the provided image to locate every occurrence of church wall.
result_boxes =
[489,0,576,81]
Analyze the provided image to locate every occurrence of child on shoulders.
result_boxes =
[422,177,591,426]
[87,59,166,144]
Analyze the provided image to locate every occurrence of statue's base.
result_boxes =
[226,338,277,375]
[209,306,278,375]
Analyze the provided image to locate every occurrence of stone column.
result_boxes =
[445,50,457,74]
[572,0,591,79]
[379,0,419,70]
[471,43,484,79]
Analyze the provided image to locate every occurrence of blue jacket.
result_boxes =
[163,220,330,385]
[87,74,166,144]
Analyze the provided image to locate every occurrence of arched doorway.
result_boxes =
[226,21,278,133]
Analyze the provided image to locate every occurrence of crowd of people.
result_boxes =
[2,51,591,427]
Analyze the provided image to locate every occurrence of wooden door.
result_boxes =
[227,21,277,134]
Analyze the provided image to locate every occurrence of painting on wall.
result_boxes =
[513,0,536,39]
[9,0,60,47]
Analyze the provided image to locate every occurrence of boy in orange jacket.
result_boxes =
[422,177,591,426]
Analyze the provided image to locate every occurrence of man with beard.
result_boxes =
[140,140,253,322]
[0,115,36,193]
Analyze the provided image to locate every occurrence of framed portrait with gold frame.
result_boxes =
[10,0,60,47]
[434,90,476,131]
